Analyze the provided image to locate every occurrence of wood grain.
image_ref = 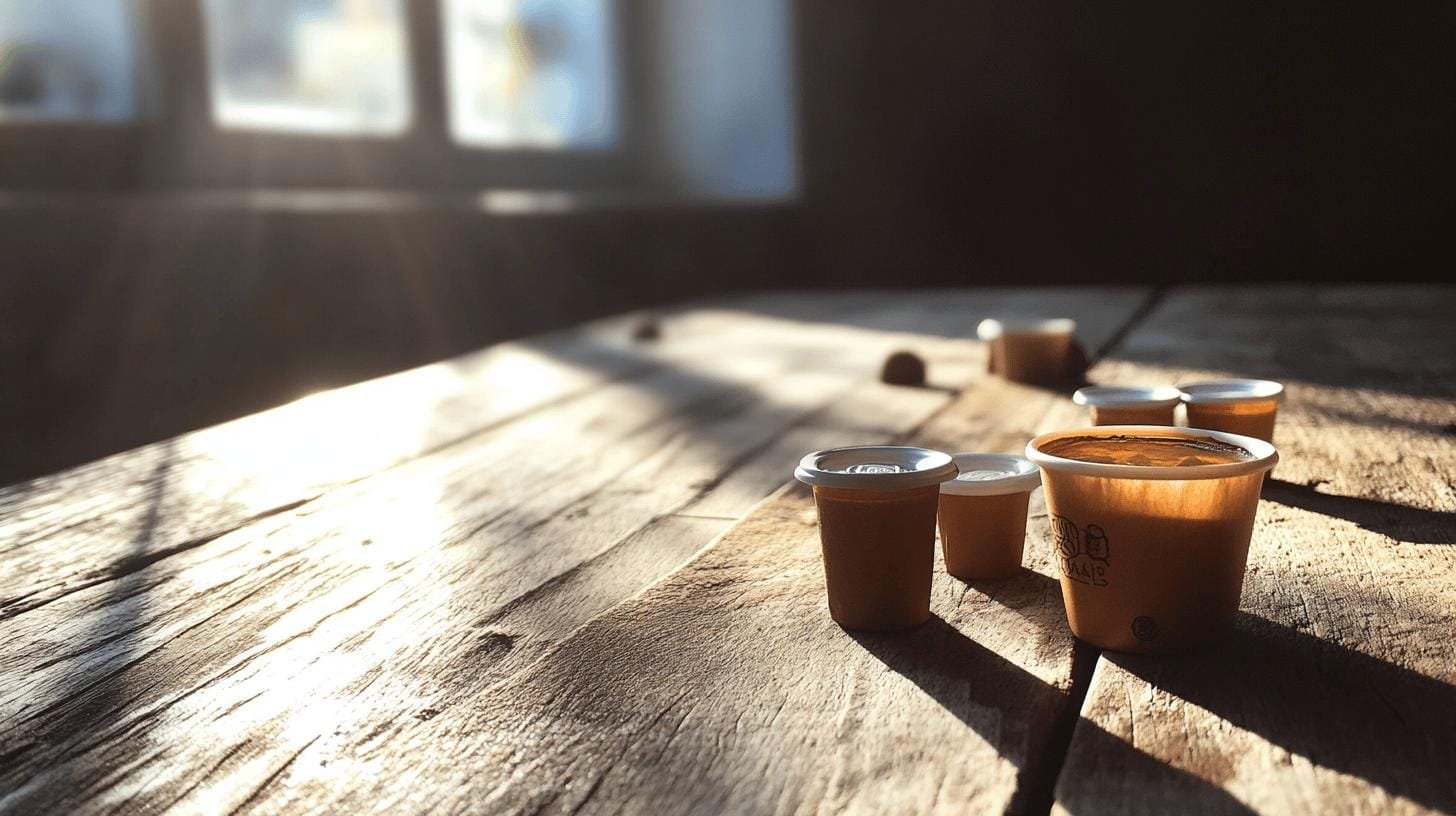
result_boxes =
[1054,285,1456,815]
[0,288,1143,620]
[0,288,1148,814]
[231,377,1098,816]
[0,295,857,618]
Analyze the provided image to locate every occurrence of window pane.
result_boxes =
[443,0,617,149]
[202,0,411,136]
[0,0,139,122]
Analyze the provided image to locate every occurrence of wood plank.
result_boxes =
[226,378,1105,815]
[0,287,1141,619]
[1054,285,1456,815]
[0,286,1147,625]
[0,288,1149,814]
[0,357,925,811]
[677,286,1151,519]
[0,318,935,718]
[0,291,945,621]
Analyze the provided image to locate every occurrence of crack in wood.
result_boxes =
[225,735,318,816]
[1000,293,1162,814]
[0,496,319,623]
[1013,639,1100,816]
[1090,286,1168,365]
[161,738,255,812]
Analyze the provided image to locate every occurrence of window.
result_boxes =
[0,0,140,122]
[201,0,412,136]
[442,0,618,149]
[651,0,796,198]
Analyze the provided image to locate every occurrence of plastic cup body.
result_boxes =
[988,336,1006,375]
[1042,469,1263,652]
[1029,427,1277,654]
[938,490,1032,580]
[1185,399,1279,443]
[1000,330,1073,385]
[1090,404,1176,426]
[812,484,940,631]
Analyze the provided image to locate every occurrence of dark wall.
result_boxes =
[798,1,1456,286]
[0,199,800,483]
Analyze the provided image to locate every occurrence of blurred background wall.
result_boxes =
[2,0,1453,482]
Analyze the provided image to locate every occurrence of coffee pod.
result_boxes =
[1026,426,1278,653]
[1073,385,1182,426]
[938,453,1042,581]
[1178,379,1285,443]
[977,318,1077,385]
[795,446,958,631]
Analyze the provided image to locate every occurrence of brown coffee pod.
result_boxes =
[1027,426,1278,654]
[1064,339,1090,383]
[1179,379,1285,443]
[795,446,958,631]
[631,318,661,342]
[1073,386,1182,426]
[880,350,927,386]
[977,318,1077,385]
[938,454,1041,581]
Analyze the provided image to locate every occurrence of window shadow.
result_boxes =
[1311,404,1456,442]
[1054,716,1259,816]
[862,568,1456,812]
[1262,477,1456,545]
[0,444,173,808]
[850,614,1255,815]
[1109,611,1456,813]
[1097,286,1456,402]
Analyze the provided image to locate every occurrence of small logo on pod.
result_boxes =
[1053,514,1109,587]
[1132,616,1160,642]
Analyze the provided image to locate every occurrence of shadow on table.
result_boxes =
[456,307,968,532]
[1097,287,1456,402]
[1311,404,1456,442]
[0,444,173,806]
[957,564,1072,638]
[499,286,1154,473]
[1109,612,1456,813]
[850,614,1256,815]
[853,568,1456,814]
[1262,478,1456,545]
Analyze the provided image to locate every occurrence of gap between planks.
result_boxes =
[1021,285,1169,815]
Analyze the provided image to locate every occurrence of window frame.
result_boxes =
[0,0,645,191]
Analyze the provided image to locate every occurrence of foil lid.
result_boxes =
[794,445,957,490]
[1074,385,1183,409]
[977,318,1077,341]
[939,453,1042,496]
[1178,379,1285,405]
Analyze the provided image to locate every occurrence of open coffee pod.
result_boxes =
[795,446,958,631]
[1027,426,1278,653]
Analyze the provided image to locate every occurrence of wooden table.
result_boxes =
[2,286,1453,815]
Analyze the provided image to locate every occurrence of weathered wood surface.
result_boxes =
[0,288,1148,814]
[1055,286,1456,815]
[0,288,1139,620]
[0,293,864,618]
[234,372,1099,816]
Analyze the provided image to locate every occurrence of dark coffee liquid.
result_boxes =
[1041,435,1253,467]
